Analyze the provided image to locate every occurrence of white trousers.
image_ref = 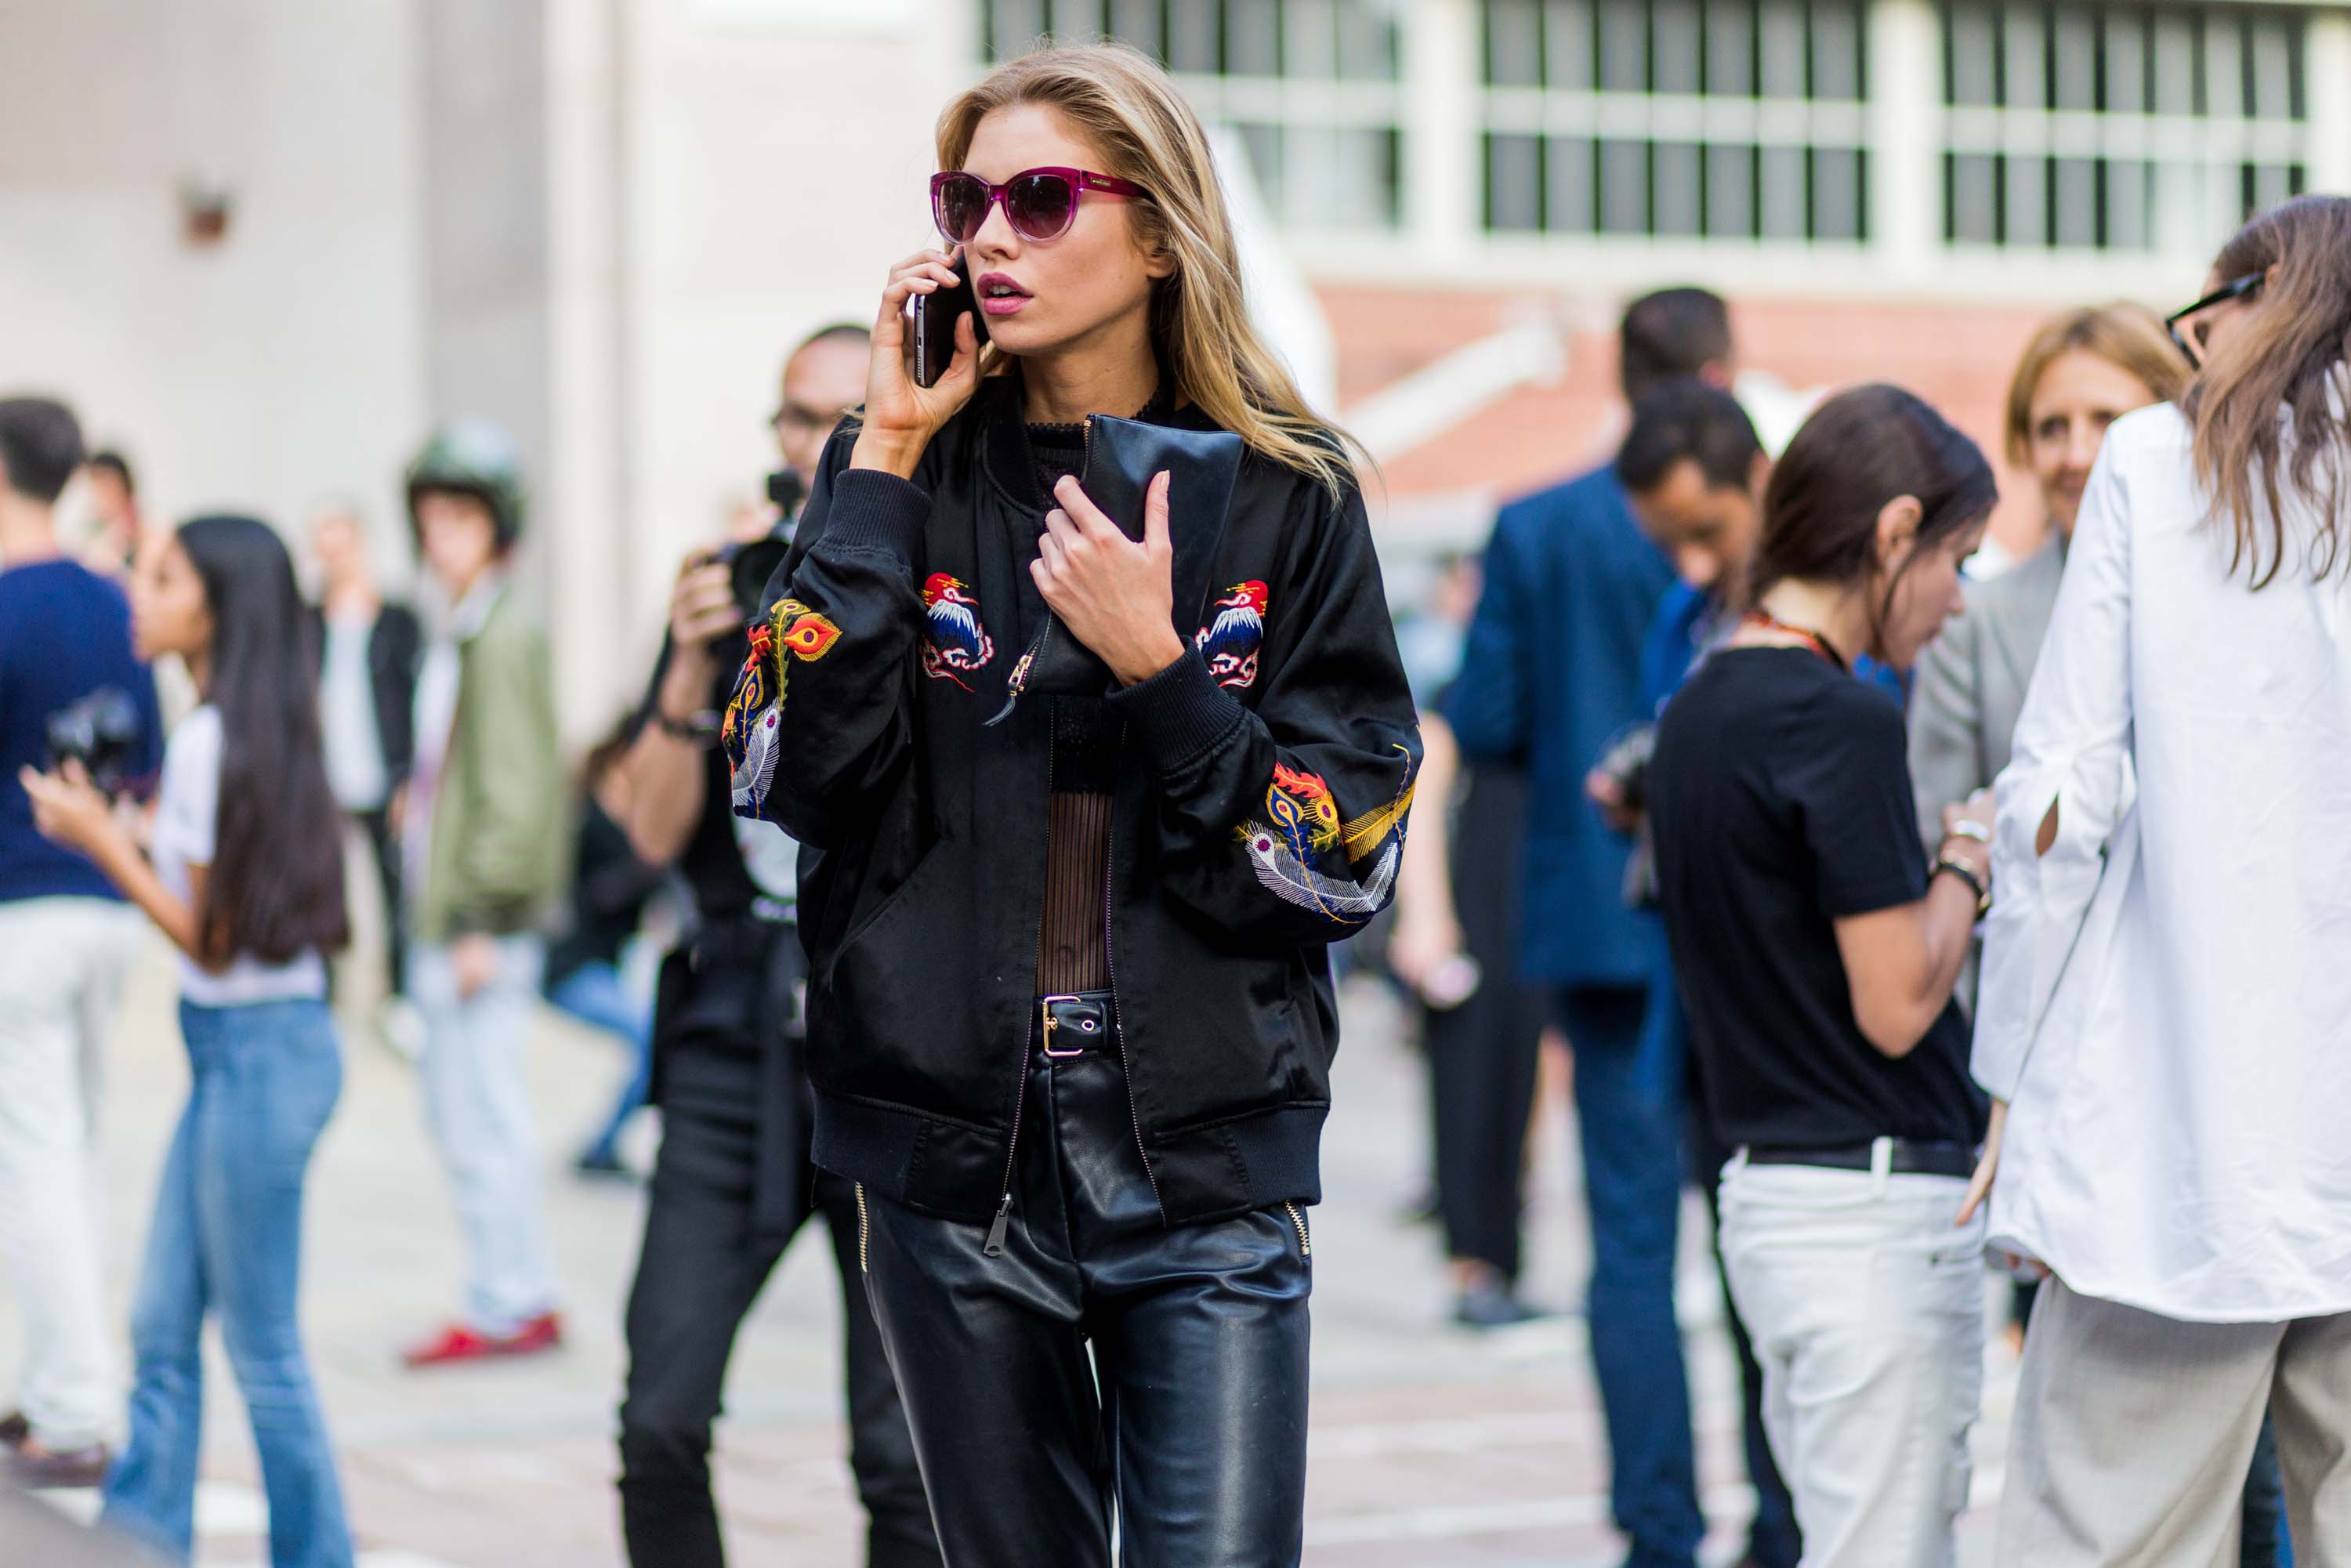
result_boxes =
[408,934,560,1336]
[1998,1277,2351,1566]
[1719,1150,1987,1568]
[0,897,145,1447]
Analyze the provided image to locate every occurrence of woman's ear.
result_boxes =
[1875,493,1923,567]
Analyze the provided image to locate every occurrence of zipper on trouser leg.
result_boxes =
[1282,1200,1312,1258]
[986,993,1038,1258]
[855,1182,871,1273]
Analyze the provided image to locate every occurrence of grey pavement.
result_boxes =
[4,941,2012,1566]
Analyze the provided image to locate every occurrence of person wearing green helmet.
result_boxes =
[393,418,571,1368]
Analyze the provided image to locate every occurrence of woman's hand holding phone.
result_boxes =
[850,248,981,481]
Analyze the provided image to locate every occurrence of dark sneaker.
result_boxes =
[5,1442,110,1490]
[0,1410,26,1449]
[1453,1281,1549,1329]
[401,1311,564,1369]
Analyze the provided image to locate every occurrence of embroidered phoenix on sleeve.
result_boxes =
[1234,746,1418,925]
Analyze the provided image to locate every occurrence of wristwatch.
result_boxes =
[1933,852,1991,919]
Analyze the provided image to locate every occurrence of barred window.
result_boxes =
[980,0,1407,230]
[1478,0,1871,241]
[1941,2,2310,251]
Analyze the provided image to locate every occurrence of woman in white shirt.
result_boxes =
[22,514,355,1568]
[1973,194,2351,1563]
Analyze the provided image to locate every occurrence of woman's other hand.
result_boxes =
[850,248,982,480]
[18,761,125,861]
[1389,909,1467,996]
[1957,1095,2006,1225]
[1035,471,1186,686]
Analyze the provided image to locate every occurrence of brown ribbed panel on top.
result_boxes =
[1038,789,1114,995]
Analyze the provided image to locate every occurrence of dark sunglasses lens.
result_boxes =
[1006,173,1077,239]
[934,177,989,243]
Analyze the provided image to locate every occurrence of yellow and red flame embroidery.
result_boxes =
[722,598,842,817]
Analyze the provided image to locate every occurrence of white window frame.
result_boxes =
[1136,0,2351,299]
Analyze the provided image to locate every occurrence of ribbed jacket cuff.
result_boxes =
[818,469,931,564]
[1109,647,1245,773]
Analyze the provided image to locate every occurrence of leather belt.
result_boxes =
[1038,991,1115,1058]
[1744,1137,1976,1179]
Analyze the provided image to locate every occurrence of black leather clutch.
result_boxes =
[987,415,1246,725]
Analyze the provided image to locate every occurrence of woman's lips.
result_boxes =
[976,273,1031,317]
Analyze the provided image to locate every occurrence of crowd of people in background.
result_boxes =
[1391,190,2351,1568]
[1,41,2347,1563]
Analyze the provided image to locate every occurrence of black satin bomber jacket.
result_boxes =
[723,379,1421,1229]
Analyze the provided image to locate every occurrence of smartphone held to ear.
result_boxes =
[910,253,987,388]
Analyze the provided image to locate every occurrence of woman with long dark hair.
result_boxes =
[22,514,354,1568]
[1976,194,2351,1563]
[722,40,1418,1564]
[1646,385,1998,1566]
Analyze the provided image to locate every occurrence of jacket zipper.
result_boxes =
[1103,790,1165,1220]
[986,738,1056,1257]
[855,1182,871,1273]
[984,415,1096,731]
[1282,1200,1312,1258]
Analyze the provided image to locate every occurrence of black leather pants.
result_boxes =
[857,1021,1314,1568]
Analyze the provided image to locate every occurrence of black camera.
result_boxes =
[45,686,144,797]
[718,535,792,630]
[709,470,808,640]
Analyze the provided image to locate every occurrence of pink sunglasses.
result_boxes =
[930,166,1148,245]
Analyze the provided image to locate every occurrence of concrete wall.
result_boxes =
[606,0,980,646]
[0,0,427,583]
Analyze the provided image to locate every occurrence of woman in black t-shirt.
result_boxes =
[1649,384,1998,1567]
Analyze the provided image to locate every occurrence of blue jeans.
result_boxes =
[1559,984,1703,1568]
[103,998,351,1568]
[547,961,653,1159]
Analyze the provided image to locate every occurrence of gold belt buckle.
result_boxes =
[1041,994,1089,1058]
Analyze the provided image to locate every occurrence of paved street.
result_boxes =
[8,939,2014,1566]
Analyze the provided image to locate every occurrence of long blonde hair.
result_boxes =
[2183,194,2351,587]
[936,42,1361,499]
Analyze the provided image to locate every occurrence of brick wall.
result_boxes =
[1320,284,2096,561]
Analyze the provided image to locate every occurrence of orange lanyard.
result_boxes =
[1737,610,1849,674]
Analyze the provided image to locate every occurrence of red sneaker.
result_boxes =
[400,1312,564,1369]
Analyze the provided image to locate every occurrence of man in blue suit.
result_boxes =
[1446,289,1731,1568]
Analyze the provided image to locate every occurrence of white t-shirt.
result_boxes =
[318,610,389,811]
[152,705,329,1006]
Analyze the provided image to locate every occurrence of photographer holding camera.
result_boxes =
[611,323,936,1568]
[0,397,164,1489]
